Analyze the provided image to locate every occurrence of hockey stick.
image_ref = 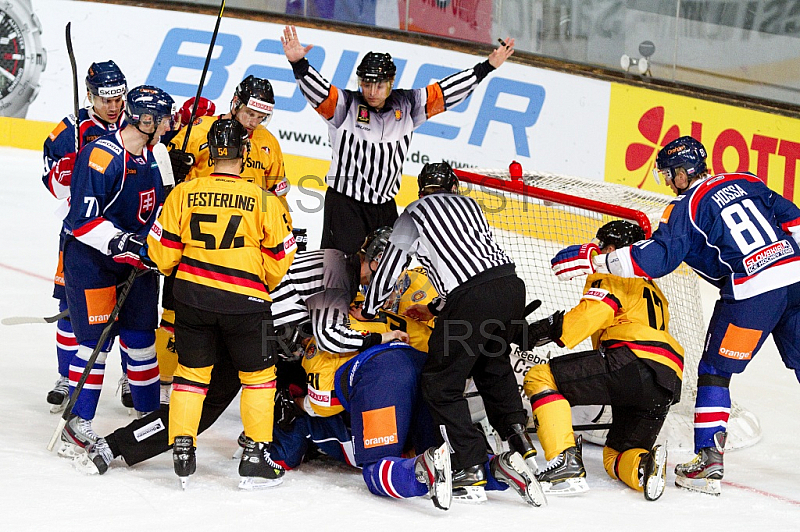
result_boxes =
[47,268,141,451]
[65,22,80,152]
[1,309,69,326]
[180,0,226,152]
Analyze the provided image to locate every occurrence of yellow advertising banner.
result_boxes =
[606,84,800,203]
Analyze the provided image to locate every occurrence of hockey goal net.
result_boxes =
[454,166,761,451]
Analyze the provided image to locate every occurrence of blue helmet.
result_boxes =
[125,85,175,128]
[86,61,127,98]
[655,136,708,183]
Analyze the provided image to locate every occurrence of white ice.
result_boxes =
[1,146,799,529]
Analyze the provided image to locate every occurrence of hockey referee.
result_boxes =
[281,25,516,255]
[362,162,538,495]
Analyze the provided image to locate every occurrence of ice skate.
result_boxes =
[58,415,99,458]
[118,375,134,413]
[414,443,452,511]
[490,451,547,507]
[507,422,540,474]
[452,464,488,503]
[72,437,114,475]
[536,437,589,496]
[238,437,284,490]
[675,431,725,496]
[232,430,247,460]
[47,375,69,414]
[173,435,196,490]
[640,444,667,501]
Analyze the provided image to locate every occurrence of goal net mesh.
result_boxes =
[455,167,761,451]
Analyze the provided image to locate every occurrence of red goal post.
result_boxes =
[453,166,762,451]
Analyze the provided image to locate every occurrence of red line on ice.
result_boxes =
[0,262,52,282]
[723,480,800,506]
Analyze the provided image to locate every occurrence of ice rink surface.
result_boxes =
[1,146,799,529]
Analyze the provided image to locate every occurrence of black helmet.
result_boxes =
[356,52,396,83]
[418,162,459,194]
[595,220,646,249]
[360,226,393,263]
[233,75,275,124]
[207,118,249,161]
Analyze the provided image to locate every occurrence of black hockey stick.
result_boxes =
[1,309,69,326]
[180,0,226,152]
[65,22,80,152]
[47,268,141,451]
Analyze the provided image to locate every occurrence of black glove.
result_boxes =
[275,386,306,431]
[524,310,565,349]
[168,149,194,184]
[108,232,158,271]
[292,228,308,252]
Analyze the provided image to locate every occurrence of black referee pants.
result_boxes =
[321,188,398,254]
[421,272,528,471]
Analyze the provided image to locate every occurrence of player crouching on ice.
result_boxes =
[523,220,682,501]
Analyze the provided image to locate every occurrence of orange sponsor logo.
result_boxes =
[88,147,114,174]
[718,323,762,361]
[659,204,674,224]
[362,406,398,448]
[49,121,68,141]
[85,286,116,324]
[54,251,65,286]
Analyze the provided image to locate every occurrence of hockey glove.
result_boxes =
[551,243,601,281]
[525,310,565,349]
[51,152,76,186]
[177,96,216,126]
[168,149,195,184]
[292,228,308,252]
[269,177,290,198]
[108,232,158,271]
[275,386,306,431]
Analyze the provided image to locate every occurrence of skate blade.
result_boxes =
[675,475,720,496]
[644,446,668,501]
[49,398,68,414]
[430,443,452,511]
[238,476,284,490]
[452,485,487,504]
[179,477,189,490]
[57,440,85,459]
[507,452,547,507]
[232,447,244,460]
[540,477,590,496]
[70,453,104,475]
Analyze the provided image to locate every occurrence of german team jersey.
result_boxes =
[560,273,684,397]
[168,115,285,192]
[147,172,296,314]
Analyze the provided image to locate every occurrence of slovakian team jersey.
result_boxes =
[618,172,800,301]
[64,131,164,253]
[291,58,496,204]
[560,272,684,397]
[43,108,125,199]
[146,172,296,314]
[168,115,286,192]
[299,269,436,417]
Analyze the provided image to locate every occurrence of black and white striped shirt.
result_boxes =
[271,249,380,354]
[291,58,495,204]
[363,191,513,316]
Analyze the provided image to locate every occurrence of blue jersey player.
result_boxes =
[41,61,128,413]
[59,86,174,457]
[593,136,800,495]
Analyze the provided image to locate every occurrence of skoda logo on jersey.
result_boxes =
[138,188,157,224]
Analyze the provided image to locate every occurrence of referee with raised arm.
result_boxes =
[281,25,516,255]
[362,162,541,497]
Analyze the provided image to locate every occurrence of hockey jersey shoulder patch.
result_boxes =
[582,287,621,313]
[87,147,115,174]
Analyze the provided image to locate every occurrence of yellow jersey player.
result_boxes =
[523,220,683,501]
[146,118,296,490]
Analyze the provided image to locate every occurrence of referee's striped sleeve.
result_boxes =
[308,291,375,353]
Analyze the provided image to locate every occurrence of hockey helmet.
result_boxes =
[356,52,396,83]
[207,118,250,161]
[418,162,459,194]
[360,226,393,264]
[654,136,708,187]
[125,85,175,129]
[86,60,127,99]
[233,75,275,126]
[595,220,646,250]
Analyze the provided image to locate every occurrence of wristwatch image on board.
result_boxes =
[0,0,46,118]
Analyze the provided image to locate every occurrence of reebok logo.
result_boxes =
[133,418,166,441]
